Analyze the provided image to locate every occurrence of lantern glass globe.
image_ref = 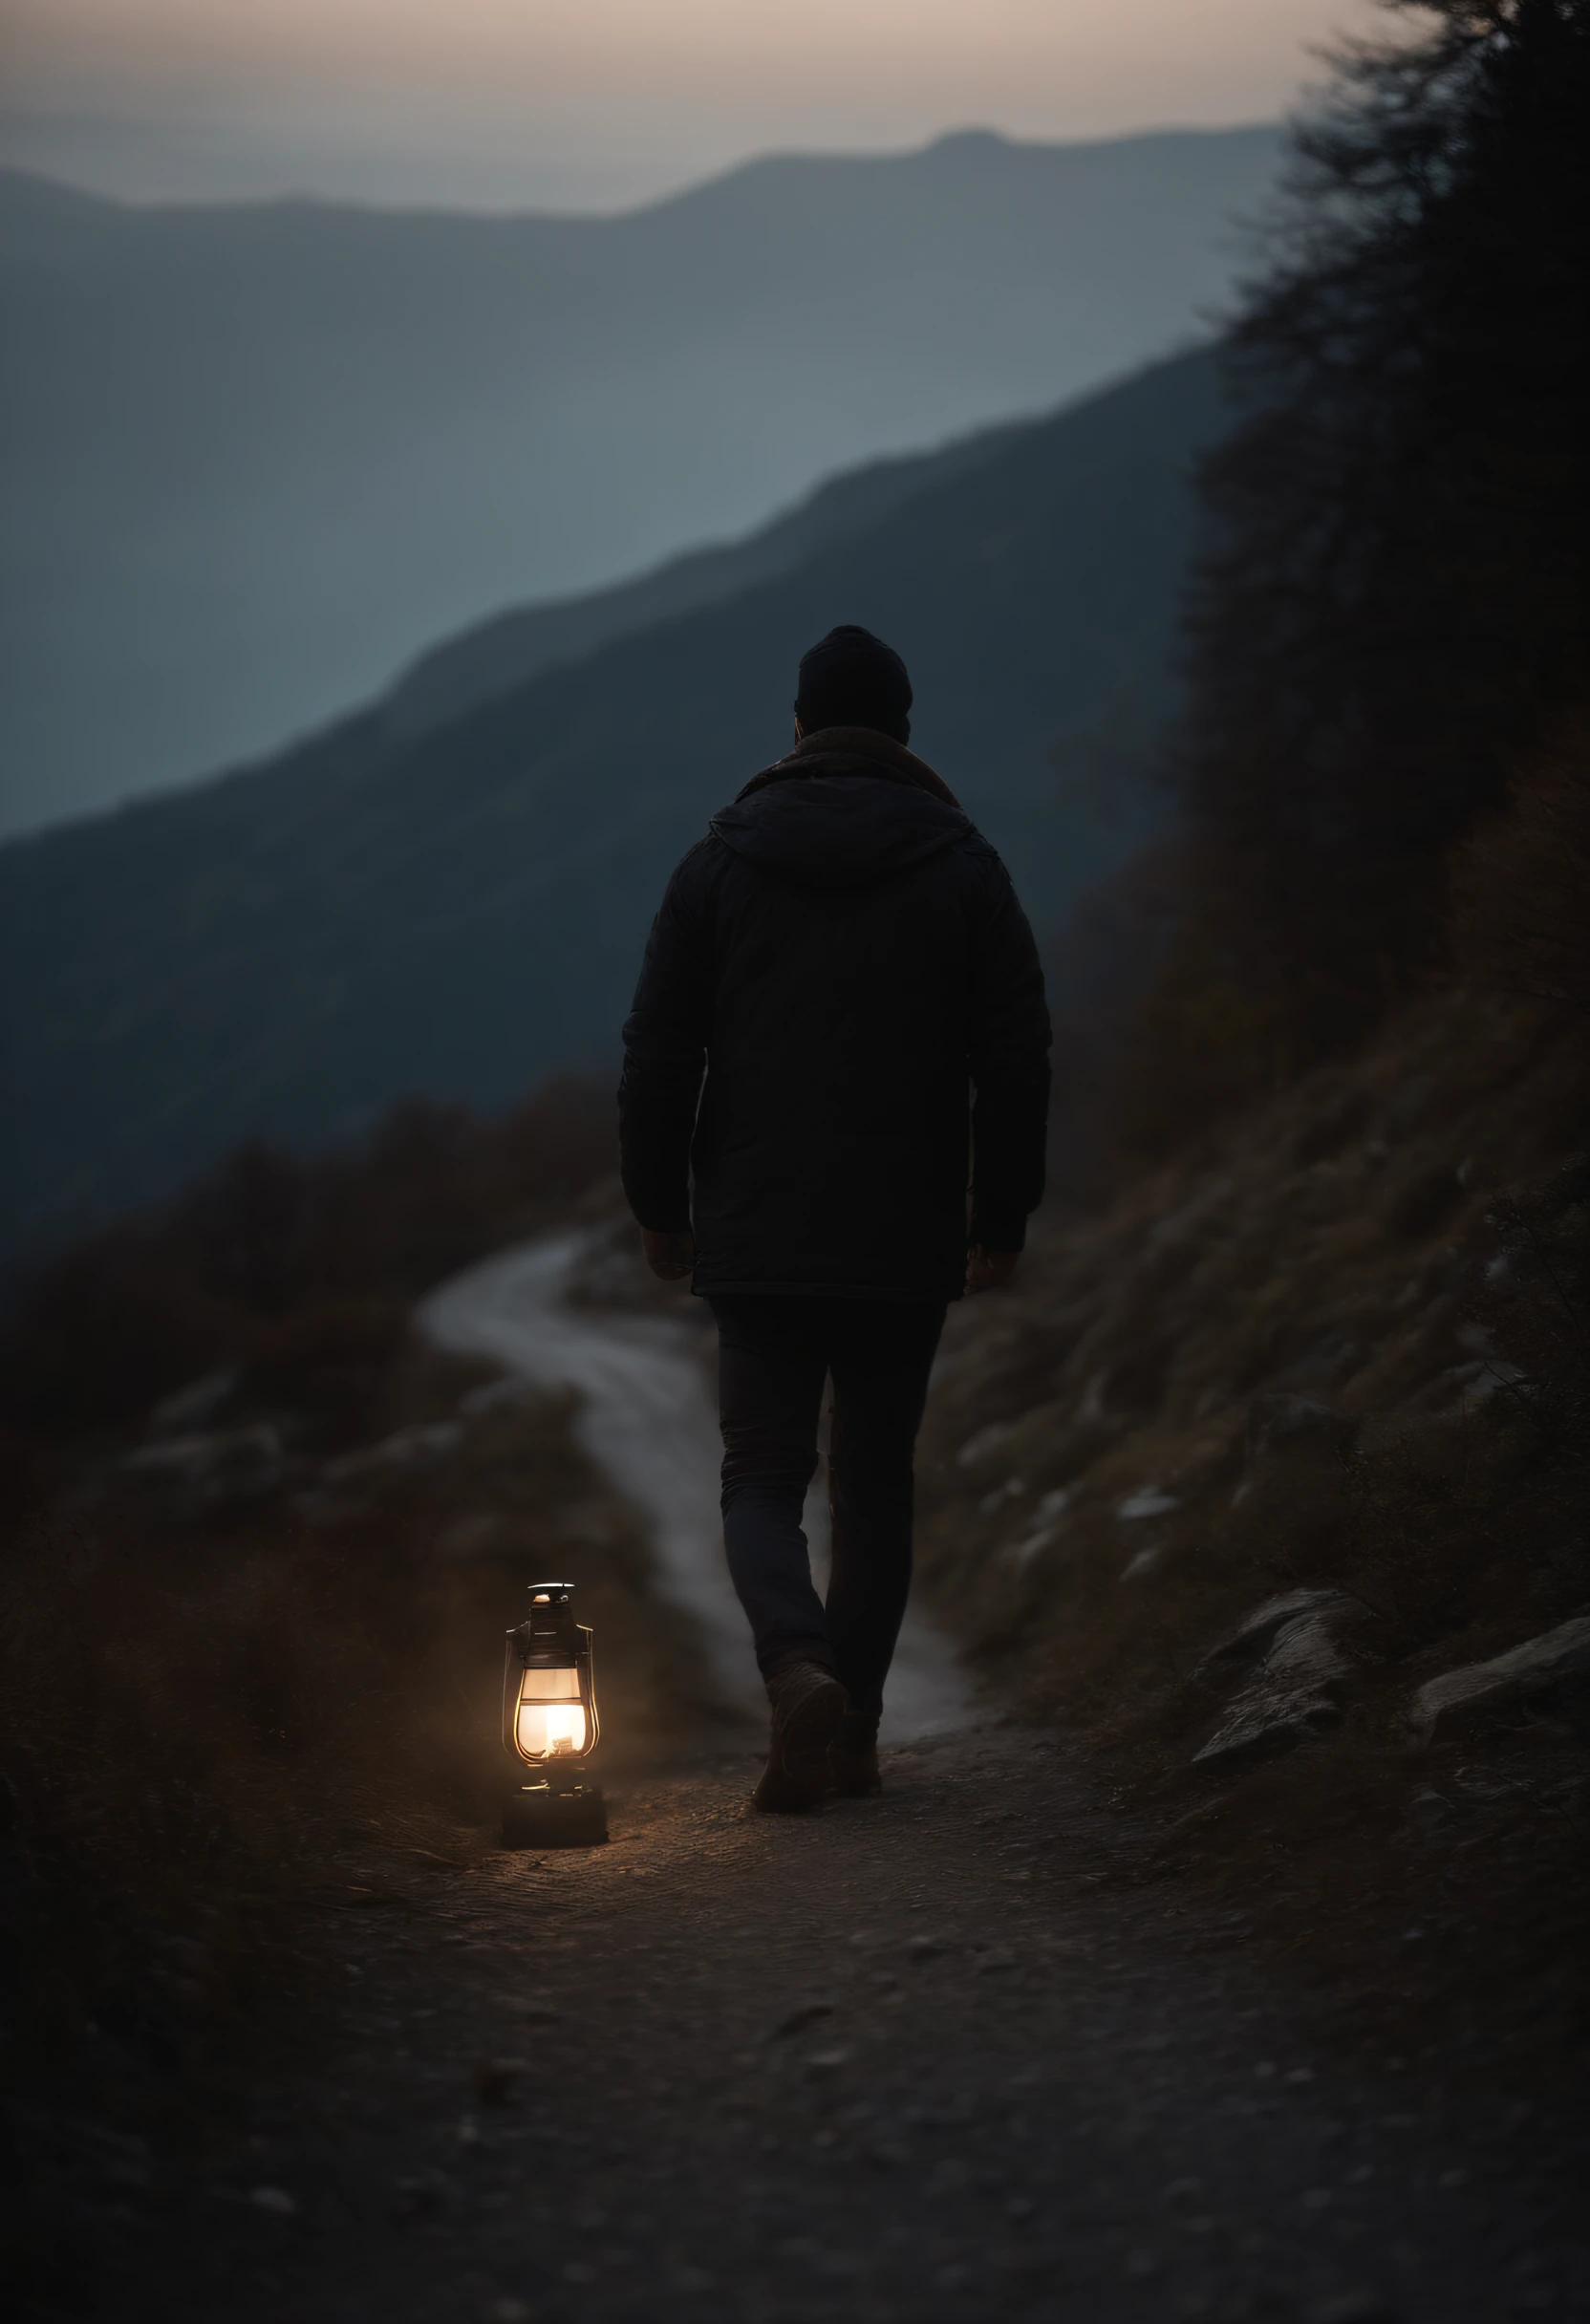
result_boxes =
[515,1665,588,1759]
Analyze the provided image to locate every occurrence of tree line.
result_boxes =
[1119,0,1590,1147]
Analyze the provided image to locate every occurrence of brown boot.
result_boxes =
[750,1658,849,1814]
[829,1707,882,1797]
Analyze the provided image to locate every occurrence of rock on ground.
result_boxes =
[1193,1593,1359,1766]
[1408,1614,1590,1746]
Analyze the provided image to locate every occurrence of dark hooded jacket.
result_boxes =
[618,728,1051,1303]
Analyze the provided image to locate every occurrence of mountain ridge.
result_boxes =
[1,123,1278,833]
[0,120,1275,232]
[0,346,1229,1263]
[380,423,1037,746]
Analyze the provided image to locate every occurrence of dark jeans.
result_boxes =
[710,1294,947,1712]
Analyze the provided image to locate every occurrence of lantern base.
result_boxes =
[502,1779,608,1849]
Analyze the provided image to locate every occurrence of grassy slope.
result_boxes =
[918,988,1589,2069]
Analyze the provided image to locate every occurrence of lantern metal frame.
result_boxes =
[501,1581,607,1848]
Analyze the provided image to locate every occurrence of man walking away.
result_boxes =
[619,626,1050,1811]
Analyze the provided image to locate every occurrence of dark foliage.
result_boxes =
[1171,0,1590,1082]
[1451,714,1590,1014]
[0,1073,614,1440]
[1042,843,1189,1206]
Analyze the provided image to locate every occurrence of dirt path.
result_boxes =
[162,1731,1584,2324]
[419,1232,974,1738]
[142,1246,1586,2321]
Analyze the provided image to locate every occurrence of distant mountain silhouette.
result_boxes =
[379,427,1032,746]
[0,347,1231,1261]
[0,126,1278,833]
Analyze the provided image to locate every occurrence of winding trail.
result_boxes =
[419,1231,974,1738]
[142,1238,1586,2322]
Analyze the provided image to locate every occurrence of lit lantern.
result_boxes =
[501,1582,607,1847]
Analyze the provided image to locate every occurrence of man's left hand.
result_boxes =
[966,1244,1020,1295]
[642,1227,696,1281]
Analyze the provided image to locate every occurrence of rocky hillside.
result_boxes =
[918,982,1589,2062]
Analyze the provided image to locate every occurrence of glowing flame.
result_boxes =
[515,1665,587,1758]
[516,1703,589,1757]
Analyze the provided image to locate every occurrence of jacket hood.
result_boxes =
[710,728,972,891]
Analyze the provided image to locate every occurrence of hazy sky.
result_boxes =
[2,0,1382,209]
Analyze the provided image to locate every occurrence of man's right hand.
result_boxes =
[966,1244,1020,1295]
[642,1227,696,1282]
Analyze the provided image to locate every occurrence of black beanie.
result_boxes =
[794,625,913,744]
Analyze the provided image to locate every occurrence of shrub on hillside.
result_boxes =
[0,1073,614,1439]
[1451,716,1590,1015]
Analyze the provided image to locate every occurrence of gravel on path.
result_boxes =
[161,1732,1587,2324]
